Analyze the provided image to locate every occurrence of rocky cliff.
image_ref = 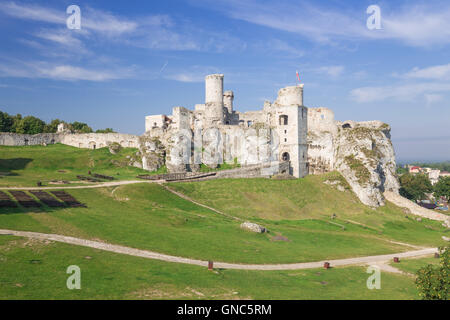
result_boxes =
[307,109,400,207]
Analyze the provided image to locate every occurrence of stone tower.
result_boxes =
[223,90,234,114]
[204,74,224,126]
[274,84,308,178]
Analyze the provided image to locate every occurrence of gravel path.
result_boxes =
[384,191,450,227]
[0,229,438,271]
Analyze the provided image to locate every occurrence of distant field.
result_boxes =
[0,144,148,187]
[0,235,421,300]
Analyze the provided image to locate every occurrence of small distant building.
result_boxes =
[429,169,441,185]
[409,166,422,174]
[440,171,450,177]
[57,122,70,133]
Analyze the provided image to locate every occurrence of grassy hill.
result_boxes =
[0,144,148,187]
[0,234,422,300]
[0,144,447,299]
[168,175,448,247]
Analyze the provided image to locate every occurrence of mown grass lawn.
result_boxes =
[0,181,446,264]
[0,144,148,187]
[0,145,447,265]
[390,256,440,275]
[169,176,448,248]
[0,235,420,300]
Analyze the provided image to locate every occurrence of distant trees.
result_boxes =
[0,110,114,134]
[95,128,115,133]
[43,119,64,133]
[399,173,433,201]
[0,111,14,132]
[14,116,46,134]
[70,122,93,133]
[434,177,450,200]
[398,172,450,202]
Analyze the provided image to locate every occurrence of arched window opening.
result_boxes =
[279,115,288,125]
[282,152,290,161]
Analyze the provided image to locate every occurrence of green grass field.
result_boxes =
[0,144,148,187]
[390,256,440,275]
[0,235,422,300]
[0,144,447,299]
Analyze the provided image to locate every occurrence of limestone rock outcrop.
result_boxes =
[308,108,400,207]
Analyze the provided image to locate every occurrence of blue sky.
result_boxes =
[0,0,449,162]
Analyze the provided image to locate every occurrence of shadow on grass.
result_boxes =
[0,158,33,178]
[0,204,88,215]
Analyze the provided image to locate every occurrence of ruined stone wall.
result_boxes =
[307,108,337,174]
[0,133,62,146]
[0,132,139,149]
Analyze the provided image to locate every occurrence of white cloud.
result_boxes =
[0,1,64,24]
[424,93,443,108]
[165,74,204,83]
[164,66,221,83]
[404,63,450,80]
[0,60,133,81]
[33,29,91,55]
[265,39,304,57]
[1,2,246,54]
[0,2,136,36]
[350,82,450,103]
[316,66,345,78]
[195,0,450,47]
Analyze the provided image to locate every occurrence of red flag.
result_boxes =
[296,70,300,83]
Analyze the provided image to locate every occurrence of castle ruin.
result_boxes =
[144,74,308,178]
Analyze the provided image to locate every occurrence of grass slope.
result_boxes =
[0,144,148,187]
[0,235,420,300]
[168,175,449,247]
[0,145,447,265]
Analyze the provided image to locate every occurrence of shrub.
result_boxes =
[415,247,449,300]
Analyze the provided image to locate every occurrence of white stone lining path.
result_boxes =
[384,191,450,227]
[0,229,438,271]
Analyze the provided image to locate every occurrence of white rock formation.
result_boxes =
[308,108,400,207]
[240,222,267,233]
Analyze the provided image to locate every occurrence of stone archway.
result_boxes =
[282,152,290,161]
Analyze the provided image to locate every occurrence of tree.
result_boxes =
[396,166,408,175]
[43,119,64,133]
[11,114,22,133]
[14,116,46,134]
[0,111,14,132]
[415,247,449,300]
[95,128,115,133]
[70,121,93,133]
[399,173,433,201]
[434,177,450,200]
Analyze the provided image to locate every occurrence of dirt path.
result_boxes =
[161,184,242,221]
[384,191,450,227]
[0,229,438,271]
[0,180,163,190]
